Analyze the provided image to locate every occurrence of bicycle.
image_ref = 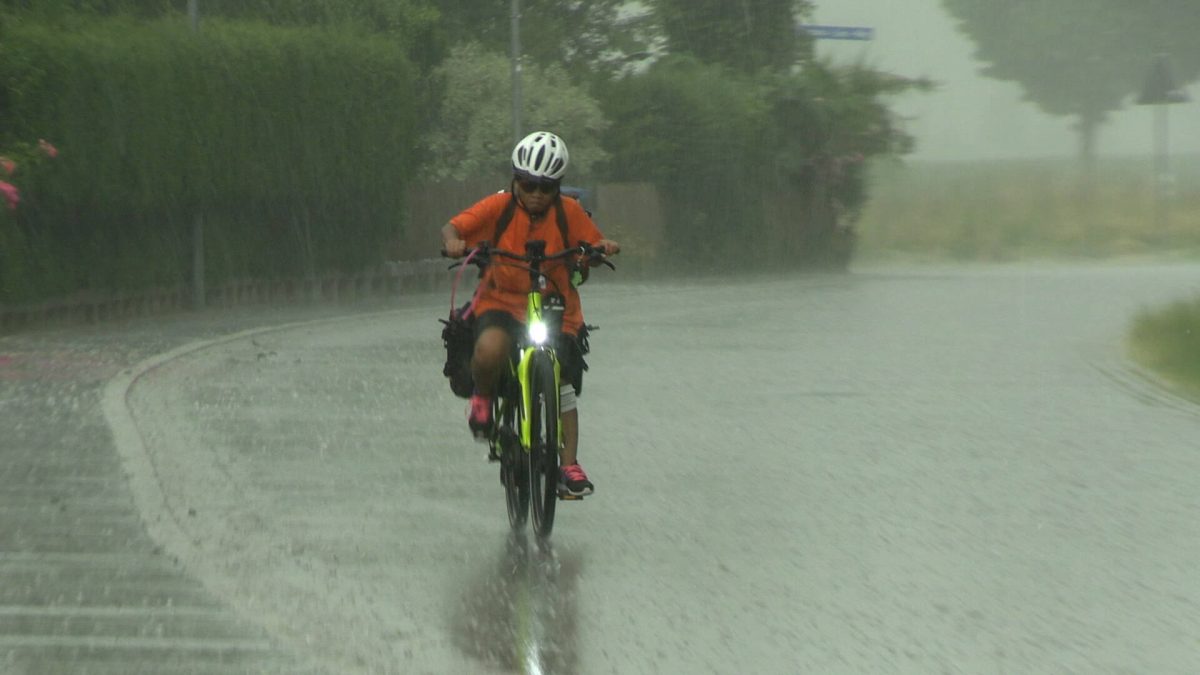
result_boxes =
[448,239,613,537]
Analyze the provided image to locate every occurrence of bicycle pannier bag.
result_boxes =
[440,304,475,398]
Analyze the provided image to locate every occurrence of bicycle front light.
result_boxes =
[528,320,549,345]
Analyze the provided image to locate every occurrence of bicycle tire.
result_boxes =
[499,402,529,529]
[528,350,560,537]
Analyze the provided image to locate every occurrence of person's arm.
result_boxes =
[443,193,503,257]
[441,222,466,258]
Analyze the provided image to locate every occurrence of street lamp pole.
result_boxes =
[188,0,204,309]
[1136,53,1190,233]
[1154,104,1170,230]
[511,0,522,145]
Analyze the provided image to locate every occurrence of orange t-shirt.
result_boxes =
[450,192,604,335]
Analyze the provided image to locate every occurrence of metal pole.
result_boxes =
[511,0,522,144]
[192,213,205,309]
[1154,104,1171,231]
[188,0,205,309]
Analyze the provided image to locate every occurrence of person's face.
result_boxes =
[514,176,559,215]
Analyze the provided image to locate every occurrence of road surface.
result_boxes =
[4,261,1200,673]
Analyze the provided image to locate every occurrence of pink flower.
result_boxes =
[0,181,20,210]
[38,139,58,158]
[0,157,13,176]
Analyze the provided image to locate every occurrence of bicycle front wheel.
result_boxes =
[528,351,560,538]
[499,404,529,530]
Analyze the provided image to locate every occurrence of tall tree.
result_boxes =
[423,42,608,181]
[942,0,1200,164]
[433,0,655,84]
[653,0,814,73]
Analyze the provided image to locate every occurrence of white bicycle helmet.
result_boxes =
[511,131,570,181]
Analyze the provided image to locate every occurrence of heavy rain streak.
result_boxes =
[1,1,1199,674]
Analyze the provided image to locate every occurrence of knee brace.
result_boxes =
[559,384,577,412]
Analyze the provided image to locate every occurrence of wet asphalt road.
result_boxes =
[4,261,1200,674]
[0,302,380,674]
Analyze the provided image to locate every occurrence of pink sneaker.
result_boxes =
[467,394,492,441]
[559,462,594,497]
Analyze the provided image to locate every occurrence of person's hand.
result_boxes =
[443,238,468,258]
[596,239,621,256]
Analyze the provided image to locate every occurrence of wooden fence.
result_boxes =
[0,259,449,334]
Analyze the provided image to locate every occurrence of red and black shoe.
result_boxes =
[558,462,594,497]
[467,394,492,442]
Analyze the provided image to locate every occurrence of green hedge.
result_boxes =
[0,15,420,303]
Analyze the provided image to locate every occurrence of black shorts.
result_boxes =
[475,310,587,395]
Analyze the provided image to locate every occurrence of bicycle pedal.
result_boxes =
[558,492,585,501]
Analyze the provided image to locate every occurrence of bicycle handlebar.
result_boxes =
[441,241,615,271]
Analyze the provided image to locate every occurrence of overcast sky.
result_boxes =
[811,0,1200,162]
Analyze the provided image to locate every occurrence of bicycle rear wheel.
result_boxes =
[528,351,560,538]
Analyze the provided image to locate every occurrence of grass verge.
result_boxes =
[856,155,1200,262]
[1129,296,1200,399]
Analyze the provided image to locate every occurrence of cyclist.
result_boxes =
[440,131,620,497]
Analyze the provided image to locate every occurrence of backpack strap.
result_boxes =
[491,192,519,246]
[555,193,571,248]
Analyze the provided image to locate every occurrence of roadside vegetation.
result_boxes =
[1130,296,1200,398]
[0,1,924,307]
[855,155,1200,262]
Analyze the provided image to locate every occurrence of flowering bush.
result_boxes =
[1,138,58,302]
[0,138,59,212]
[0,181,19,211]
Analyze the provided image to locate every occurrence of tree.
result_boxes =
[771,62,930,213]
[653,0,814,73]
[942,0,1200,164]
[432,0,656,84]
[599,0,931,269]
[423,42,608,181]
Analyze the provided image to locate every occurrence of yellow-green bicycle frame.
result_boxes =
[516,290,562,452]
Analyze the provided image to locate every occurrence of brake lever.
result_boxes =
[585,248,616,270]
[442,247,490,270]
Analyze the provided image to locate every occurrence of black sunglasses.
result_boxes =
[517,178,560,194]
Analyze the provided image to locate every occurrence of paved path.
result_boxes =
[0,301,404,674]
[5,263,1200,674]
[114,263,1200,674]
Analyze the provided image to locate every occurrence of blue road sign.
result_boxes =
[799,25,874,41]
